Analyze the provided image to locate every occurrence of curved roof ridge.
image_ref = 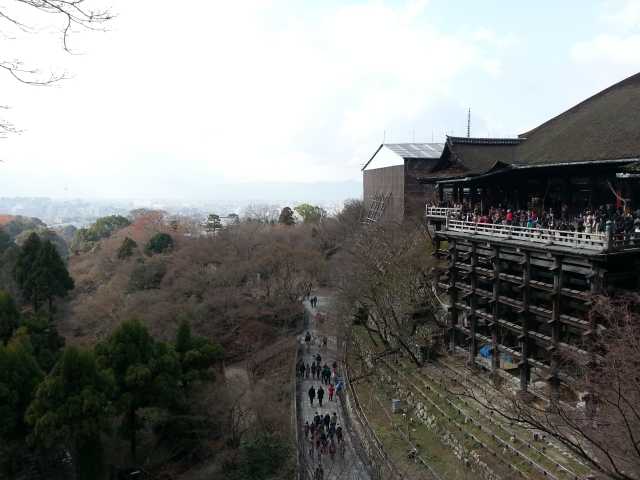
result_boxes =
[518,71,640,139]
[448,136,524,145]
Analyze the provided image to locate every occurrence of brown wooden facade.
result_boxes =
[421,73,640,400]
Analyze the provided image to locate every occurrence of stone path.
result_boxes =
[296,294,370,480]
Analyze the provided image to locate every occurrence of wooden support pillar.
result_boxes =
[562,178,570,210]
[449,239,459,353]
[539,178,548,213]
[518,188,527,212]
[520,251,531,392]
[624,183,631,214]
[469,186,477,211]
[468,242,478,368]
[550,256,563,403]
[480,187,486,213]
[490,245,500,380]
[585,261,600,421]
[588,177,596,212]
[438,184,444,203]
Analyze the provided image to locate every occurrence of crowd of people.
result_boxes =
[299,318,349,478]
[432,200,640,238]
[303,411,347,467]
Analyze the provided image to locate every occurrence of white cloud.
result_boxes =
[571,34,640,64]
[601,0,640,32]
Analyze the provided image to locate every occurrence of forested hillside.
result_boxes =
[58,210,331,361]
[0,202,366,480]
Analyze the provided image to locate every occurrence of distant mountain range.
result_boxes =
[0,169,363,201]
[156,179,364,202]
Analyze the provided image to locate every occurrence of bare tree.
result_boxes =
[1,0,114,136]
[243,203,281,223]
[332,215,441,367]
[442,292,640,480]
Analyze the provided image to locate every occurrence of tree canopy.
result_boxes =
[174,315,225,391]
[72,215,131,254]
[145,232,174,254]
[293,204,327,223]
[116,236,138,260]
[278,207,296,226]
[14,227,69,257]
[13,233,74,312]
[26,346,116,480]
[0,331,44,440]
[95,316,181,460]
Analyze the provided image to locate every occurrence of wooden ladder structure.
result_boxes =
[358,193,393,272]
[361,193,391,231]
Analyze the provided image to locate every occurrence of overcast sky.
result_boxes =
[1,0,639,199]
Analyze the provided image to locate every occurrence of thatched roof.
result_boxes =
[516,72,640,165]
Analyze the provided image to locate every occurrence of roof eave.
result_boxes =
[434,158,640,185]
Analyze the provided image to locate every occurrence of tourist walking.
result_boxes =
[308,385,316,406]
[305,331,311,352]
[316,440,324,462]
[317,385,325,407]
[328,384,335,401]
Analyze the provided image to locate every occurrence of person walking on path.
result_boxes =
[305,331,311,352]
[308,385,316,406]
[322,335,328,349]
[316,439,324,462]
[329,440,337,461]
[305,363,310,379]
[299,361,305,378]
[303,421,310,439]
[328,384,335,401]
[317,385,325,407]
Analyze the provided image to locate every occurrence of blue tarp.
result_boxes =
[480,345,492,359]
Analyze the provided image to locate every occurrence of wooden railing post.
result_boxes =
[605,221,613,252]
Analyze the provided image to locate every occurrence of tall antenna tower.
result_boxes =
[467,108,471,138]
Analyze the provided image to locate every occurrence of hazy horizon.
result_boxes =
[2,1,638,199]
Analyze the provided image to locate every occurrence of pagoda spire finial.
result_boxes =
[467,108,471,138]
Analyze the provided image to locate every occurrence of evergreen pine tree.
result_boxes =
[0,330,44,440]
[12,232,41,308]
[32,239,75,313]
[95,316,181,461]
[12,234,74,312]
[25,346,116,480]
[174,315,224,391]
[116,236,138,259]
[0,289,20,345]
[278,207,296,226]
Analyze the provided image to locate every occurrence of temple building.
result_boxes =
[362,143,444,225]
[420,72,640,401]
